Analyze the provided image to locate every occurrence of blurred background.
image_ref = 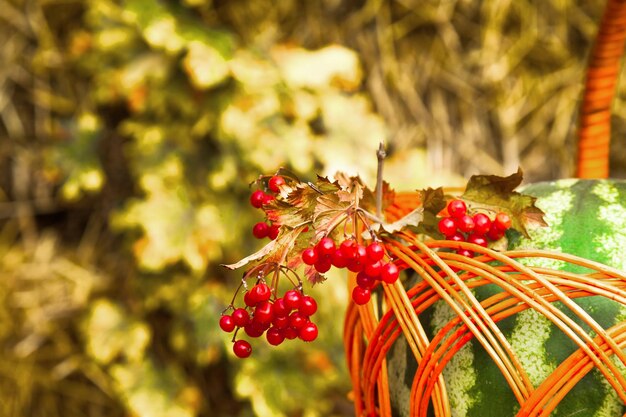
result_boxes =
[1,0,625,416]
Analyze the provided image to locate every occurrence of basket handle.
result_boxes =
[577,0,626,178]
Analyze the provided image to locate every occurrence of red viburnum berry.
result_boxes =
[473,213,491,235]
[316,237,336,257]
[250,190,266,208]
[381,262,399,284]
[356,245,367,263]
[339,239,358,259]
[356,271,375,289]
[232,308,250,327]
[494,212,512,231]
[219,315,236,332]
[252,222,269,239]
[314,258,332,273]
[299,322,318,342]
[249,283,271,305]
[457,248,474,258]
[266,327,285,346]
[273,297,289,317]
[262,193,275,205]
[456,214,475,233]
[233,340,252,358]
[347,245,367,272]
[467,233,488,247]
[283,290,302,310]
[364,260,382,277]
[283,327,298,340]
[272,315,289,329]
[244,290,256,307]
[302,248,318,265]
[288,311,308,330]
[244,321,265,338]
[268,175,286,193]
[268,224,280,240]
[252,300,274,325]
[347,258,364,273]
[298,295,318,316]
[487,222,505,241]
[331,249,348,268]
[366,242,385,262]
[449,232,465,242]
[438,217,457,238]
[447,199,467,218]
[352,286,371,305]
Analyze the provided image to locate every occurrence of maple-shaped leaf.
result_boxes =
[364,188,442,237]
[461,168,547,237]
[311,188,355,241]
[334,172,395,216]
[362,181,396,216]
[332,173,364,204]
[303,265,326,285]
[262,225,312,268]
[265,176,340,228]
[380,207,424,233]
[221,239,278,270]
[416,187,447,237]
[221,225,309,270]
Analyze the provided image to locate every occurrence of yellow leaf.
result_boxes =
[272,45,362,91]
[183,41,230,89]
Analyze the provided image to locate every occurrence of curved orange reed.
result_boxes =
[344,195,626,416]
[577,0,626,178]
[344,235,626,416]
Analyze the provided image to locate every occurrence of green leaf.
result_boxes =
[416,187,447,237]
[110,359,197,417]
[84,299,151,365]
[380,207,424,233]
[461,168,547,237]
[111,177,225,272]
[182,41,230,89]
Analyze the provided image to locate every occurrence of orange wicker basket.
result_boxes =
[344,1,626,416]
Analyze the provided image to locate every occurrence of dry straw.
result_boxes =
[344,1,626,415]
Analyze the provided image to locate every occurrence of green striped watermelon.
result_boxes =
[388,179,626,417]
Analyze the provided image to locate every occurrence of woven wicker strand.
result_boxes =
[344,236,626,416]
[577,0,626,178]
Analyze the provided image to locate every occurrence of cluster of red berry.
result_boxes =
[302,238,399,305]
[249,175,286,240]
[437,199,511,257]
[219,282,319,358]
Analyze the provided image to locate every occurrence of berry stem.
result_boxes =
[356,210,377,238]
[279,264,303,289]
[306,181,324,194]
[320,209,352,239]
[227,279,247,308]
[353,183,361,235]
[231,327,241,343]
[357,208,384,225]
[375,142,386,221]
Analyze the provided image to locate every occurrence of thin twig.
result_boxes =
[375,142,386,220]
[357,207,385,226]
